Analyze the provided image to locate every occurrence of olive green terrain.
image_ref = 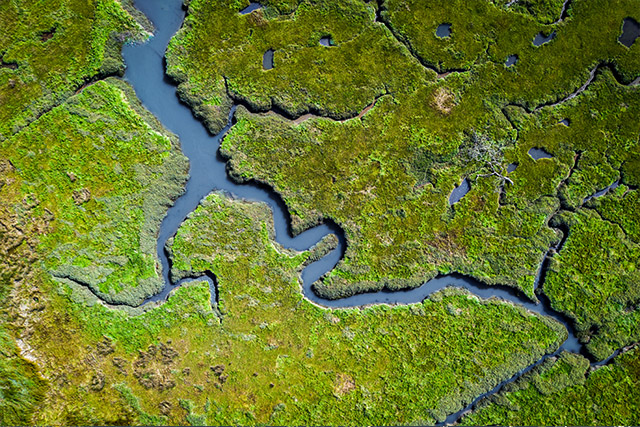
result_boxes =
[0,0,151,139]
[0,0,639,425]
[4,76,189,306]
[170,0,640,356]
[463,346,640,425]
[162,192,564,425]
[0,163,566,425]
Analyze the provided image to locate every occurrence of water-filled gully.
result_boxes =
[119,0,620,423]
[262,48,274,70]
[448,178,470,205]
[240,2,262,15]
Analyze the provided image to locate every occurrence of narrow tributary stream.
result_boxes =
[121,0,613,424]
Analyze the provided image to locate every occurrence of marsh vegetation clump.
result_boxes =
[463,132,514,186]
[2,78,188,306]
[432,86,456,114]
[464,347,640,426]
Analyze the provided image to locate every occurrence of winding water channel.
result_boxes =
[120,0,613,423]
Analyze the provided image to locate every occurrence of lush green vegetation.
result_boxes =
[464,347,640,426]
[0,0,639,424]
[544,209,640,360]
[383,0,640,93]
[0,0,150,139]
[162,192,564,425]
[167,0,640,133]
[2,78,188,305]
[0,187,565,424]
[166,0,433,132]
[173,0,640,357]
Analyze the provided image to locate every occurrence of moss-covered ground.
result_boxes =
[463,346,640,426]
[0,178,565,424]
[73,191,564,425]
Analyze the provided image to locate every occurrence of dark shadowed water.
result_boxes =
[436,23,452,38]
[449,178,470,205]
[505,54,518,67]
[583,180,619,204]
[118,0,600,423]
[619,17,640,48]
[262,48,274,70]
[529,147,553,160]
[559,118,570,126]
[533,31,556,46]
[507,163,518,173]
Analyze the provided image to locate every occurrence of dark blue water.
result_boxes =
[529,147,553,160]
[118,0,601,423]
[449,178,470,205]
[262,49,274,70]
[436,23,452,38]
[533,31,556,46]
[505,54,518,67]
[619,17,640,48]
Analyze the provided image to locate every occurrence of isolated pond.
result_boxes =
[449,178,470,205]
[559,118,570,126]
[263,49,274,70]
[319,36,332,46]
[507,163,518,173]
[533,31,556,46]
[529,147,553,160]
[505,55,518,67]
[619,17,640,47]
[436,23,452,38]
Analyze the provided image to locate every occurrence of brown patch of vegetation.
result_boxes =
[112,357,128,376]
[334,373,356,396]
[432,87,456,114]
[0,61,17,70]
[96,336,115,356]
[159,400,172,415]
[89,371,105,391]
[72,188,91,204]
[40,28,56,42]
[210,364,228,386]
[132,343,178,390]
